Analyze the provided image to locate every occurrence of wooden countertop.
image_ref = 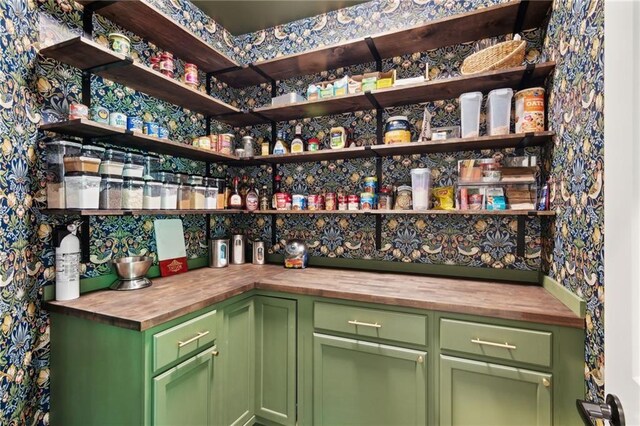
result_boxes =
[45,265,584,331]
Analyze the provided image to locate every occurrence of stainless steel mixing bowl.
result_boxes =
[112,256,153,280]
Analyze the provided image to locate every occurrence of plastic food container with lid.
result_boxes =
[45,140,83,208]
[486,88,513,136]
[99,175,123,209]
[177,184,192,209]
[100,149,125,175]
[81,145,105,158]
[161,183,179,209]
[191,185,206,209]
[459,92,483,138]
[122,177,144,209]
[205,186,218,209]
[156,171,176,184]
[187,175,204,186]
[410,168,432,210]
[143,154,161,180]
[65,172,101,209]
[174,173,189,184]
[63,156,101,173]
[384,116,411,144]
[143,180,162,209]
[123,153,145,178]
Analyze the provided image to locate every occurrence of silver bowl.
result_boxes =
[111,256,153,290]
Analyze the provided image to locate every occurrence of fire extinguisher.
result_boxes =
[54,222,81,301]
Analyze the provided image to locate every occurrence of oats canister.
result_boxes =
[515,87,545,133]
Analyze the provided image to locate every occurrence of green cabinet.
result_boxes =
[221,298,255,426]
[313,333,427,426]
[439,355,552,426]
[254,296,297,425]
[153,347,217,426]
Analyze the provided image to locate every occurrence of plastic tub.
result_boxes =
[161,183,178,209]
[63,156,101,173]
[143,180,162,209]
[188,175,204,186]
[122,177,144,209]
[65,172,101,209]
[410,168,432,210]
[486,88,513,136]
[99,160,124,176]
[99,175,123,209]
[459,92,483,138]
[45,140,83,208]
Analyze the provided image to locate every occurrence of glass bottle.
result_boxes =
[272,174,282,209]
[228,176,243,209]
[291,124,304,153]
[239,175,249,208]
[245,180,259,212]
[259,185,270,210]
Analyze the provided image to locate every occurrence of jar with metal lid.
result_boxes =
[143,180,162,209]
[394,184,413,210]
[143,154,161,180]
[191,185,206,209]
[99,175,123,209]
[241,136,255,157]
[122,177,144,209]
[187,175,204,186]
[177,184,192,209]
[161,182,178,209]
[384,116,411,144]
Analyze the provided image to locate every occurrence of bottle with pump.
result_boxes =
[54,222,81,301]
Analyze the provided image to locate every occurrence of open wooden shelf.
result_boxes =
[40,119,243,163]
[39,37,240,119]
[219,0,552,87]
[253,209,555,216]
[41,209,244,216]
[230,62,555,126]
[77,0,239,73]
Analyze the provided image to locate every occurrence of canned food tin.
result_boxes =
[364,176,378,194]
[276,193,289,210]
[515,87,545,133]
[109,112,127,128]
[360,192,376,210]
[90,106,109,123]
[347,194,360,211]
[325,193,336,210]
[184,63,198,86]
[338,194,348,211]
[308,194,324,210]
[143,122,159,137]
[218,133,234,155]
[158,126,169,139]
[198,136,210,149]
[292,194,307,210]
[108,33,131,55]
[378,192,393,210]
[127,116,143,133]
[208,135,218,151]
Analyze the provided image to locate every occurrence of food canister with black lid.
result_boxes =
[384,116,411,144]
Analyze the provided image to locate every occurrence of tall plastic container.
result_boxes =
[411,168,432,210]
[459,91,483,138]
[486,88,513,136]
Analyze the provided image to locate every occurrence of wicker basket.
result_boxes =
[461,39,526,75]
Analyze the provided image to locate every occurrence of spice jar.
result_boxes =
[99,175,123,209]
[177,183,192,209]
[143,180,162,209]
[159,52,174,78]
[122,177,144,209]
[191,185,206,209]
[161,182,178,209]
[184,63,198,87]
[242,136,255,157]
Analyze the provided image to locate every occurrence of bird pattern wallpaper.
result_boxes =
[0,0,603,423]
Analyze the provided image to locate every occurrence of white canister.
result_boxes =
[109,112,127,128]
[54,223,81,301]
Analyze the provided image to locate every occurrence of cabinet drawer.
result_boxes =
[440,319,552,368]
[153,310,218,372]
[314,302,427,346]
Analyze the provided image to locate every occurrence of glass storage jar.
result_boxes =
[177,184,192,209]
[99,175,123,209]
[161,183,179,209]
[122,177,144,209]
[143,180,162,209]
[64,172,101,209]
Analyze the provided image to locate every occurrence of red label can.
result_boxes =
[347,194,360,211]
[276,193,288,210]
[325,193,336,210]
[338,194,348,211]
[308,194,324,211]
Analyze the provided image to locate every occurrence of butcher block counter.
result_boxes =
[45,264,583,331]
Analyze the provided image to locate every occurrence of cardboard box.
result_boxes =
[376,70,396,89]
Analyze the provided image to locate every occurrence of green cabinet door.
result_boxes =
[221,298,255,426]
[255,296,297,425]
[439,355,552,426]
[153,347,217,426]
[313,333,427,426]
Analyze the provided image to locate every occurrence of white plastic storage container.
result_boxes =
[459,91,483,138]
[486,88,513,136]
[64,172,101,209]
[161,183,178,209]
[410,168,432,210]
[122,177,144,209]
[143,180,162,209]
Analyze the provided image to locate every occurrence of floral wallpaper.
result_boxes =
[0,0,604,423]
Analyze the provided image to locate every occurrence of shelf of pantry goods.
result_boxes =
[216,0,552,87]
[41,209,555,217]
[39,119,242,163]
[227,62,555,126]
[77,0,238,73]
[39,37,240,118]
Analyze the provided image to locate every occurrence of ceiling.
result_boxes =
[192,0,368,35]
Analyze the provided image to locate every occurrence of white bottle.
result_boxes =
[55,223,81,301]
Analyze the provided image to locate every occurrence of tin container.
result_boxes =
[378,186,393,210]
[108,33,131,55]
[208,135,218,151]
[127,116,143,133]
[209,239,229,268]
[231,234,246,265]
[292,194,307,210]
[159,52,174,78]
[252,241,265,265]
[143,122,159,137]
[91,106,109,123]
[364,176,378,194]
[325,192,336,210]
[360,192,376,210]
[347,194,360,211]
[515,87,545,133]
[276,193,289,210]
[338,194,348,211]
[218,133,234,154]
[69,103,89,120]
[109,112,127,128]
[158,126,169,139]
[308,194,324,211]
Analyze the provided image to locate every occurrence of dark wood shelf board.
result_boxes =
[252,92,372,123]
[40,37,240,117]
[254,209,554,216]
[77,0,238,72]
[220,0,552,87]
[40,118,124,138]
[41,209,244,216]
[251,146,373,164]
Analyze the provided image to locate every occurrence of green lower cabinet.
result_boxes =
[153,347,217,426]
[313,333,427,426]
[221,298,256,426]
[439,355,552,426]
[254,297,297,425]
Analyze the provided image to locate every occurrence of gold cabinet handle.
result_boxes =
[178,331,210,348]
[542,378,551,387]
[471,338,516,350]
[211,349,219,357]
[417,355,424,364]
[348,320,382,328]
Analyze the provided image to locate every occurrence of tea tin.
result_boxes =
[90,106,109,124]
[109,112,127,128]
[126,116,143,133]
[143,122,159,137]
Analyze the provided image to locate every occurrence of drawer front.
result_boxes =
[314,302,427,346]
[153,310,218,372]
[440,318,552,368]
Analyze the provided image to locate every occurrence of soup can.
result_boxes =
[292,194,307,210]
[515,87,545,133]
[325,192,336,210]
[337,194,348,211]
[275,193,289,210]
[364,176,378,194]
[360,192,376,210]
[347,194,360,211]
[108,112,127,128]
[127,116,143,133]
[208,134,218,151]
[308,194,324,211]
[218,133,234,154]
[143,121,159,137]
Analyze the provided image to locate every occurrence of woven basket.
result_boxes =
[461,39,526,75]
